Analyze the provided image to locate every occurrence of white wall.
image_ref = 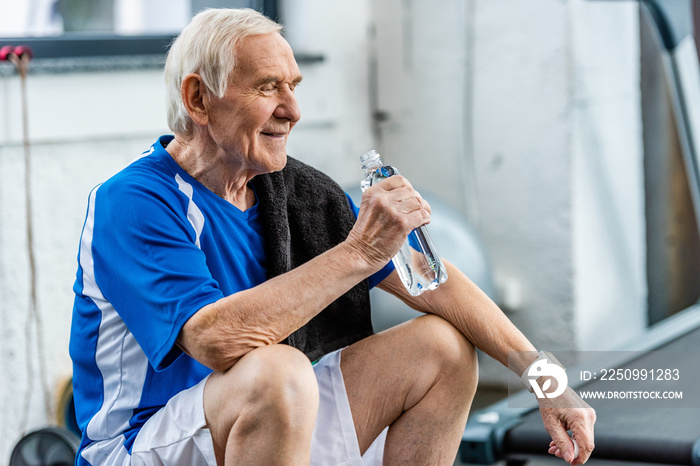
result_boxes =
[571,0,647,350]
[0,68,169,460]
[280,0,375,188]
[469,0,576,361]
[0,0,647,459]
[371,0,477,217]
[367,0,644,382]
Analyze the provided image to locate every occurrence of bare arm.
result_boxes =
[378,263,596,464]
[177,175,430,372]
[377,261,537,373]
[178,241,371,371]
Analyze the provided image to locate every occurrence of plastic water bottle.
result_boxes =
[360,149,448,296]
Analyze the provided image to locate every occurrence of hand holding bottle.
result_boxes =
[360,150,448,296]
[346,175,431,272]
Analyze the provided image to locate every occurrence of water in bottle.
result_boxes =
[360,149,448,296]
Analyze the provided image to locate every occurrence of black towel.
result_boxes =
[252,156,373,361]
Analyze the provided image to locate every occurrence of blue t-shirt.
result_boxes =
[69,136,392,465]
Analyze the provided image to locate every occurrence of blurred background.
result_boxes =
[1,0,699,463]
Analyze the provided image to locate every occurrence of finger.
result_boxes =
[390,185,431,214]
[371,184,431,219]
[364,175,423,202]
[387,186,419,203]
[570,424,595,464]
[362,181,415,209]
[372,174,413,191]
[396,193,429,215]
[362,187,428,223]
[416,191,431,217]
[408,207,431,230]
[546,421,577,464]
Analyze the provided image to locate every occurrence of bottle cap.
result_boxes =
[361,149,381,169]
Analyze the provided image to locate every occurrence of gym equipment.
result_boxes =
[9,427,80,466]
[460,0,700,463]
[461,304,700,464]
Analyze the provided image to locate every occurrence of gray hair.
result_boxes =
[164,8,283,135]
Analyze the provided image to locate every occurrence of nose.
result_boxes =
[274,86,301,123]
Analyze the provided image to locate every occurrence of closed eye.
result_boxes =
[256,76,302,94]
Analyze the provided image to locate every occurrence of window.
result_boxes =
[0,0,278,58]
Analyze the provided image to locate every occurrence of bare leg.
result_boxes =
[203,344,319,466]
[341,314,478,466]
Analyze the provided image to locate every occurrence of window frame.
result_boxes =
[0,0,279,60]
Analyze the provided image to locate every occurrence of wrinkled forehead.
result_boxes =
[231,32,301,82]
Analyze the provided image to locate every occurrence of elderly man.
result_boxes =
[70,8,595,466]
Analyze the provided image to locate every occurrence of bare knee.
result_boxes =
[204,345,319,444]
[238,345,319,409]
[415,315,478,390]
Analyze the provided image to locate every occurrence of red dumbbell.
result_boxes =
[13,45,33,60]
[0,45,33,62]
[0,45,15,61]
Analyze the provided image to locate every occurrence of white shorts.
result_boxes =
[130,348,386,466]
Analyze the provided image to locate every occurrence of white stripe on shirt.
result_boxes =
[81,186,149,447]
[175,174,205,249]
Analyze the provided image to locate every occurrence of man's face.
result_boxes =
[207,32,302,174]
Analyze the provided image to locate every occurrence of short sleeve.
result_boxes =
[90,173,224,371]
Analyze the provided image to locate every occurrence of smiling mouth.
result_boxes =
[261,130,287,138]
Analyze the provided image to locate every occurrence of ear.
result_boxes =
[181,73,210,127]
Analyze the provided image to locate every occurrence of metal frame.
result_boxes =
[643,0,700,236]
[461,304,700,464]
[0,34,176,59]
